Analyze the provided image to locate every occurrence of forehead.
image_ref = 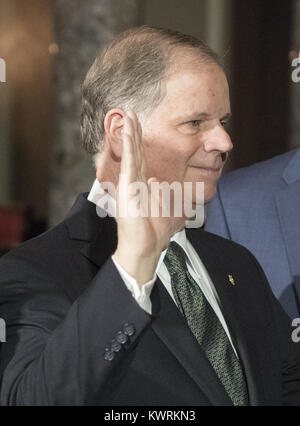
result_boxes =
[161,64,230,119]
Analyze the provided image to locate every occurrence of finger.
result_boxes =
[138,121,147,179]
[125,113,138,158]
[132,112,144,175]
[127,109,138,133]
[119,131,131,176]
[127,110,141,166]
[127,114,142,180]
[134,121,143,175]
[127,110,143,179]
[148,177,161,217]
[126,110,138,149]
[120,116,136,177]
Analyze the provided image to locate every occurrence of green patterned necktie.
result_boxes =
[164,241,249,406]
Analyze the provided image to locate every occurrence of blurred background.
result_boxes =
[0,0,299,254]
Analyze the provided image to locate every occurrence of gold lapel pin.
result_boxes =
[228,274,236,286]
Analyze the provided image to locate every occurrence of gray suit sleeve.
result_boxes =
[205,185,231,239]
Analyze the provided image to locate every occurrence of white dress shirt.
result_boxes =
[88,179,237,355]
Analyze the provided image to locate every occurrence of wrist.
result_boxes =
[113,247,160,288]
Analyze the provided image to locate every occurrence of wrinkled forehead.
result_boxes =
[161,63,230,114]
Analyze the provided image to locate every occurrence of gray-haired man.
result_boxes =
[0,26,299,406]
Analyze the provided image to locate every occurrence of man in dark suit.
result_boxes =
[0,26,300,406]
[205,149,300,319]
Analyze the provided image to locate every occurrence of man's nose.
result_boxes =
[202,125,233,153]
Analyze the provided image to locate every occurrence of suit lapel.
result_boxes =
[150,278,233,406]
[79,216,118,268]
[65,193,118,268]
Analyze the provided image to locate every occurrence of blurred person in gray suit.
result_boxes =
[205,148,300,319]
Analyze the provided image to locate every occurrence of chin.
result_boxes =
[184,179,217,206]
[203,185,217,203]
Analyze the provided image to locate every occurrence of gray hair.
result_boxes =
[80,25,221,156]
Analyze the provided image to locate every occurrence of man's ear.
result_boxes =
[104,108,125,160]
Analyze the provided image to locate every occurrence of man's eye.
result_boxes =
[189,120,202,128]
[220,120,229,127]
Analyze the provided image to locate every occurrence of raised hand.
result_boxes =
[113,110,185,287]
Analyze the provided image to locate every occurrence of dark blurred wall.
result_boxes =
[0,0,54,219]
[143,0,207,41]
[143,0,232,67]
[229,0,293,170]
[49,0,141,225]
[289,0,300,150]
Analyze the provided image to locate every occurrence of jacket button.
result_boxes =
[111,339,122,352]
[116,331,128,344]
[103,349,115,361]
[123,323,135,336]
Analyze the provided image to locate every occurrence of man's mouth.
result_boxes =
[189,154,227,172]
[189,165,222,172]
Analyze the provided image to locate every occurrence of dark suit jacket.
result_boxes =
[205,149,300,319]
[0,193,299,406]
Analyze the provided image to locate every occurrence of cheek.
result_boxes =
[144,139,189,180]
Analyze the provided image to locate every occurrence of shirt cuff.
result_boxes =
[111,255,156,315]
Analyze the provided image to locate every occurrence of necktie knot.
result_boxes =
[164,241,188,279]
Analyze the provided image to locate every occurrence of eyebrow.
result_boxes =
[220,112,232,121]
[174,111,232,123]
